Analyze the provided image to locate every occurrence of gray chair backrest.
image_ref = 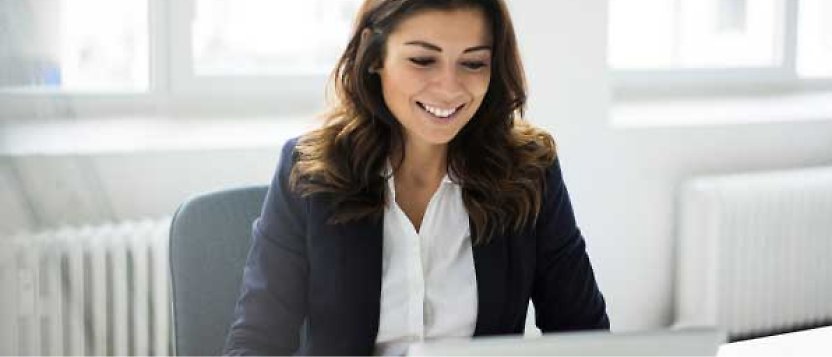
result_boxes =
[169,186,268,356]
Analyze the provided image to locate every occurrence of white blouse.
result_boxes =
[374,167,478,356]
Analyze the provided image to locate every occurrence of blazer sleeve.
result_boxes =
[531,158,610,332]
[224,138,308,355]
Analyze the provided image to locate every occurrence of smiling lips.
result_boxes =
[417,101,466,119]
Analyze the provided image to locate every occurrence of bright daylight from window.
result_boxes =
[192,0,361,76]
[608,0,832,78]
[0,0,364,93]
[796,0,832,77]
[0,0,149,91]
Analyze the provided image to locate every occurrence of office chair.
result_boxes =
[169,185,268,356]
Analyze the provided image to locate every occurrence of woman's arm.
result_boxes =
[224,138,309,355]
[531,158,610,332]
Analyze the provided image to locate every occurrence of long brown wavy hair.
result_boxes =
[291,0,556,245]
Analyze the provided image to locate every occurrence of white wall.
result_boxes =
[509,0,832,331]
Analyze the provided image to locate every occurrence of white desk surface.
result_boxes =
[718,326,832,356]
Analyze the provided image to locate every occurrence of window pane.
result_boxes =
[192,0,361,76]
[0,0,149,91]
[797,0,832,78]
[609,0,783,70]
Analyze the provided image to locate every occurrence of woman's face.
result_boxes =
[378,7,492,148]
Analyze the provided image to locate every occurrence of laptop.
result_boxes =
[407,328,726,356]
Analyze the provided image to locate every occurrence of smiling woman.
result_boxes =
[223,0,610,355]
[379,8,492,147]
[290,0,547,241]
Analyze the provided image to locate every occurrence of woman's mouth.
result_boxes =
[417,101,466,120]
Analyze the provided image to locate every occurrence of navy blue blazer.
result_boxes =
[224,137,609,355]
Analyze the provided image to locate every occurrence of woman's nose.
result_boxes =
[433,66,465,98]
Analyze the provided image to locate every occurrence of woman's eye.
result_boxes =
[409,58,435,66]
[462,61,487,70]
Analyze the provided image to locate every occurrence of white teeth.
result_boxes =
[421,102,458,118]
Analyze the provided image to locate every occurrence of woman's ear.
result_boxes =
[368,63,383,74]
[360,27,384,74]
[360,27,373,44]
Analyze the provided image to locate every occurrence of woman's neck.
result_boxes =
[392,139,447,189]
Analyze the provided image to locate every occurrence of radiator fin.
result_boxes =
[675,167,832,340]
[0,218,172,356]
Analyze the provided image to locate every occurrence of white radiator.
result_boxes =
[0,218,173,356]
[674,166,832,340]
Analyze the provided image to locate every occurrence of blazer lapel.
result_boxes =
[342,215,384,352]
[311,209,384,354]
[472,224,510,336]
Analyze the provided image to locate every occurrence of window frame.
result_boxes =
[0,0,332,119]
[4,0,832,118]
[166,0,331,96]
[609,0,832,99]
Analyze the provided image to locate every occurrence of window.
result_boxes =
[191,0,358,76]
[169,0,361,94]
[0,0,149,91]
[0,0,363,117]
[796,0,832,77]
[608,0,832,95]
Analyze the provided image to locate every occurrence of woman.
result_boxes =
[224,0,609,355]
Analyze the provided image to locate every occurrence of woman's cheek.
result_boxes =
[467,73,491,98]
[389,67,423,93]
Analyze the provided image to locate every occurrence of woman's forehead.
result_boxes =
[387,8,492,49]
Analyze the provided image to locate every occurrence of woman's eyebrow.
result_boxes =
[404,40,492,53]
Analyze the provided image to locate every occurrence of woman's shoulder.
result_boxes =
[272,136,302,181]
[280,136,302,161]
[509,121,558,171]
[278,132,321,171]
[279,135,300,153]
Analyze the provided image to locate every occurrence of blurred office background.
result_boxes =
[1,0,831,355]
